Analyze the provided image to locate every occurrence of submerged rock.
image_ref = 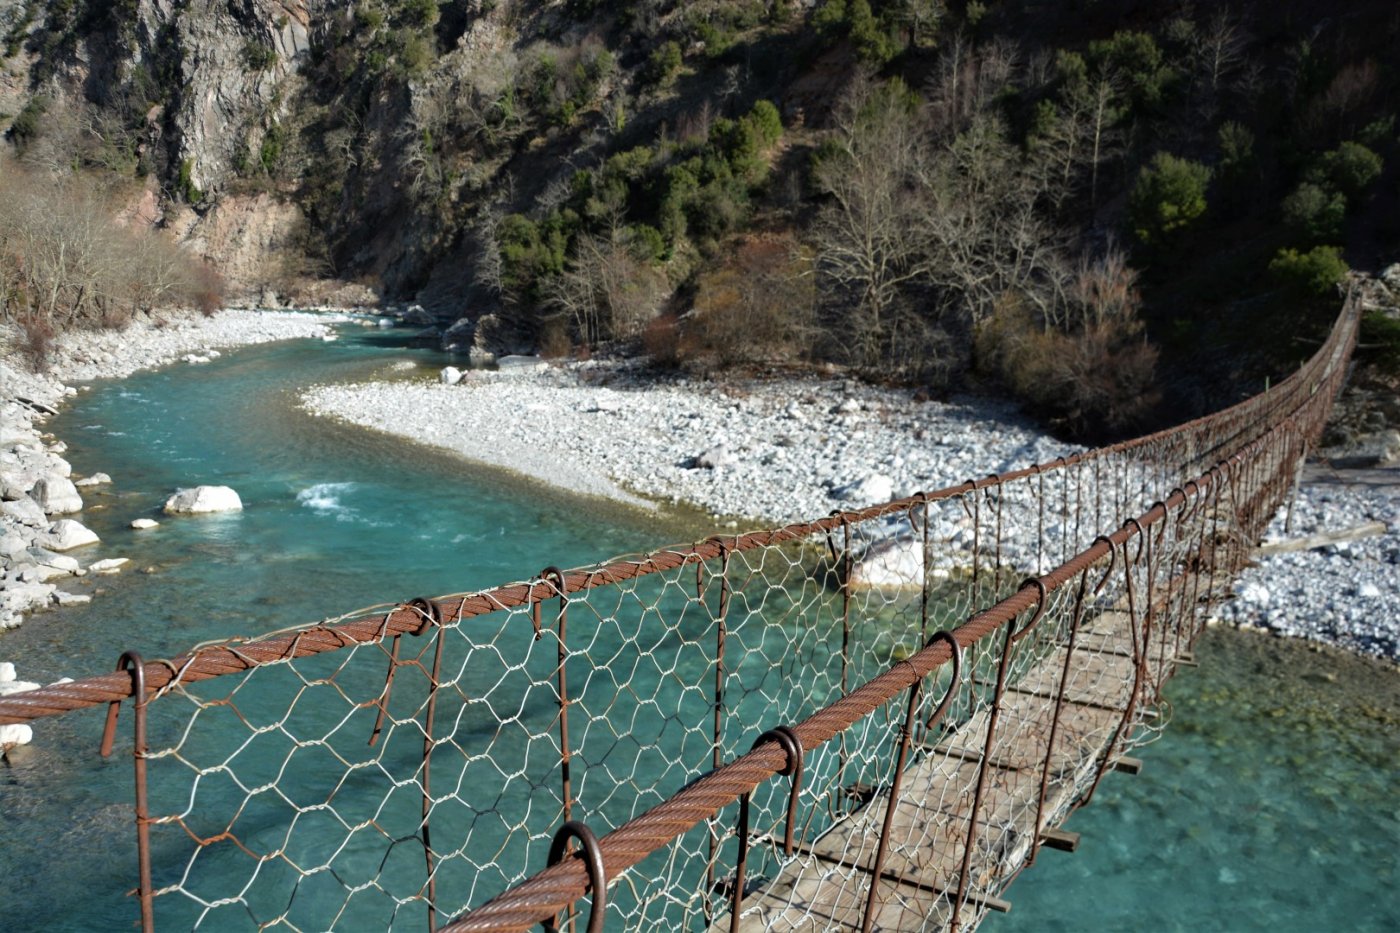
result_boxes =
[164,485,243,514]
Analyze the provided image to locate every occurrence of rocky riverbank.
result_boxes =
[0,310,339,639]
[303,360,1079,525]
[1217,469,1400,663]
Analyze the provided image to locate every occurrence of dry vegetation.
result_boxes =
[0,161,222,368]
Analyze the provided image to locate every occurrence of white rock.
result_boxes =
[0,662,15,681]
[32,551,80,572]
[849,536,934,591]
[1358,582,1382,599]
[31,476,83,514]
[130,518,160,530]
[52,591,91,607]
[74,472,112,487]
[832,473,895,505]
[694,444,732,470]
[88,558,130,574]
[496,355,549,375]
[592,393,625,413]
[164,485,243,514]
[0,723,33,748]
[836,398,862,414]
[45,519,100,551]
[0,582,54,613]
[439,366,463,385]
[1238,580,1271,607]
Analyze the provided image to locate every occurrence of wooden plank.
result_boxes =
[1258,521,1387,555]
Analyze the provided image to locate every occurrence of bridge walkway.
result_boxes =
[719,588,1202,931]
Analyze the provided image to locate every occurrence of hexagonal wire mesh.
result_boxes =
[0,299,1357,933]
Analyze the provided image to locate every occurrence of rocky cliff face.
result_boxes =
[1,0,451,303]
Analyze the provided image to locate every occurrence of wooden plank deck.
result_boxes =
[714,590,1193,932]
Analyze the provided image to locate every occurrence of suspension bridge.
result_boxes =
[0,297,1359,931]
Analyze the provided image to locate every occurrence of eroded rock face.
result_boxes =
[164,485,244,514]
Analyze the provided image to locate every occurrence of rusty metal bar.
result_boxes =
[99,651,154,933]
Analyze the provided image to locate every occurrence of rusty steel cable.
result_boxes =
[0,295,1359,933]
[0,295,1356,729]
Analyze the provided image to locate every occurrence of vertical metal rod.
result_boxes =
[1031,569,1090,867]
[708,542,731,919]
[838,520,852,806]
[951,589,1043,932]
[862,676,924,932]
[919,498,931,646]
[100,651,154,933]
[420,609,445,932]
[1085,536,1147,806]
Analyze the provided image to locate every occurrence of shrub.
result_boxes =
[645,41,683,88]
[1359,310,1400,374]
[681,235,815,367]
[1127,152,1211,248]
[242,40,277,71]
[1281,182,1346,242]
[9,96,45,144]
[1268,246,1348,299]
[978,302,1159,440]
[1309,141,1383,198]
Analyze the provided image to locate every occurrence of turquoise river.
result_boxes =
[0,324,1395,931]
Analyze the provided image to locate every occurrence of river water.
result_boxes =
[1,326,1395,931]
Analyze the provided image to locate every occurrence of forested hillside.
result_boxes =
[2,1,1398,438]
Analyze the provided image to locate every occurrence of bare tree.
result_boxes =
[547,227,665,347]
[811,73,933,366]
[924,114,1070,332]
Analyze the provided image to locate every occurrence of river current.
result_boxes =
[0,327,1394,930]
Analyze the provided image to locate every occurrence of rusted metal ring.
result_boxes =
[99,651,146,758]
[405,597,441,637]
[1091,535,1117,594]
[545,820,607,933]
[541,566,568,601]
[923,631,964,730]
[1122,518,1147,564]
[750,725,804,780]
[1010,578,1049,643]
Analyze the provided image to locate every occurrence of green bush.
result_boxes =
[1268,246,1348,299]
[8,95,45,144]
[645,41,682,88]
[1308,141,1383,198]
[1127,152,1211,247]
[1359,310,1400,373]
[1281,182,1346,242]
[177,158,203,202]
[242,40,277,70]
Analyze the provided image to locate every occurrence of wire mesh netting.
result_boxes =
[0,297,1358,932]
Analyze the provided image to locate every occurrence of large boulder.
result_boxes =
[31,476,83,515]
[0,497,47,528]
[849,536,934,591]
[44,519,100,551]
[164,485,243,514]
[0,498,47,526]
